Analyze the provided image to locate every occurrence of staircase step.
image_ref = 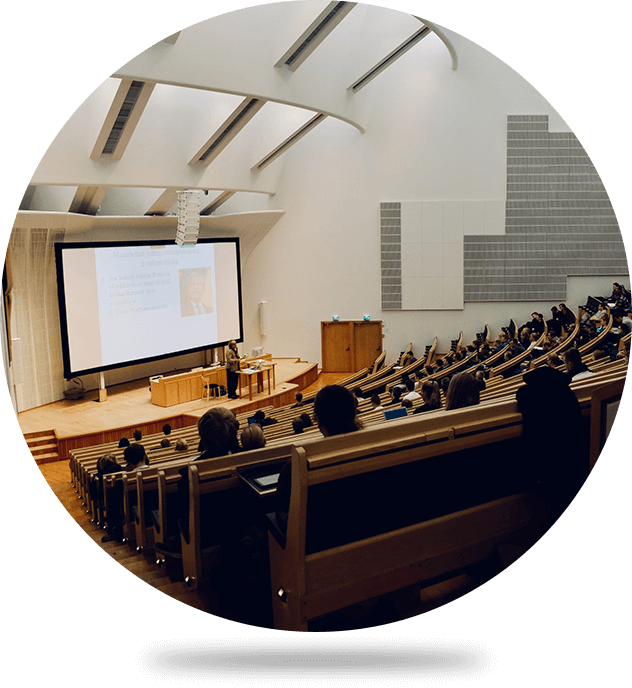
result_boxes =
[30,443,58,454]
[27,436,57,448]
[34,453,60,465]
[23,429,56,440]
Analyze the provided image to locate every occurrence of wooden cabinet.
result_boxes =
[321,320,383,373]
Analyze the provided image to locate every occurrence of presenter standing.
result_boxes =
[226,340,241,399]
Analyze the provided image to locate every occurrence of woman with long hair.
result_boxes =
[444,372,480,410]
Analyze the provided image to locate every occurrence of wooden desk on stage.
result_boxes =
[238,363,276,401]
[150,366,227,407]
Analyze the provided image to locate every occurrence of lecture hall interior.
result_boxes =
[2,1,629,633]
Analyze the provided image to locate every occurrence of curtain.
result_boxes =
[8,226,66,411]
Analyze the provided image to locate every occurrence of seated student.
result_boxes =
[291,392,304,408]
[444,372,480,410]
[386,386,404,406]
[501,351,523,379]
[299,412,313,428]
[546,353,564,368]
[413,380,441,414]
[92,454,124,526]
[133,429,142,442]
[174,438,189,452]
[563,348,594,381]
[402,378,421,402]
[176,409,239,537]
[292,418,305,434]
[520,312,545,337]
[240,423,266,451]
[558,304,576,329]
[612,309,632,336]
[401,398,413,411]
[196,407,240,459]
[369,393,383,411]
[95,454,126,543]
[610,284,630,313]
[275,385,363,528]
[546,314,563,339]
[122,442,149,470]
[516,366,588,522]
[162,423,172,437]
[253,410,278,427]
[353,387,365,403]
[117,437,130,449]
[313,385,364,436]
[160,438,171,448]
[97,453,123,475]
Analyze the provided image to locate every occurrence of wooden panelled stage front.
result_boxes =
[18,357,318,461]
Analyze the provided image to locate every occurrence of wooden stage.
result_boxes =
[18,357,318,460]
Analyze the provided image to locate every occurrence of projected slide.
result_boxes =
[56,240,242,377]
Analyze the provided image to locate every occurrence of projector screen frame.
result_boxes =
[55,237,244,379]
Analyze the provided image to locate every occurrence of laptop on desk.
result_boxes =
[383,407,408,421]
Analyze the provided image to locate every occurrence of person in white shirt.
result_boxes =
[402,378,421,402]
[369,394,383,411]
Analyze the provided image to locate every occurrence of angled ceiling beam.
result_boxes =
[189,97,266,166]
[414,16,458,70]
[275,1,357,72]
[200,191,236,215]
[145,188,179,216]
[348,25,432,93]
[252,113,327,172]
[90,79,155,160]
[69,186,108,215]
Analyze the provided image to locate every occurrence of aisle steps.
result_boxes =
[24,430,60,464]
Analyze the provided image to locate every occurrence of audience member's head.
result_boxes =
[97,453,121,475]
[405,378,415,392]
[401,398,413,409]
[133,429,142,442]
[175,438,189,452]
[421,380,441,407]
[254,410,266,423]
[292,418,305,434]
[354,387,364,399]
[294,392,303,404]
[197,407,239,457]
[118,437,130,449]
[370,394,382,408]
[313,385,362,437]
[547,353,563,368]
[123,442,147,468]
[299,412,313,428]
[160,438,171,448]
[162,423,172,436]
[240,423,266,451]
[563,347,583,371]
[444,372,480,410]
[391,386,403,402]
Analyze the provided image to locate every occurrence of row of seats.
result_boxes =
[69,311,628,629]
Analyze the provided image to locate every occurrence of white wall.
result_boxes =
[239,23,626,365]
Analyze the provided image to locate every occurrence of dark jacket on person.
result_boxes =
[516,366,588,520]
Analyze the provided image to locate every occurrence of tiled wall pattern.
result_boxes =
[464,115,627,302]
[381,115,628,309]
[380,202,402,309]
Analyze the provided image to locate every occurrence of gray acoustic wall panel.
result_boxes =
[463,115,627,302]
[382,115,628,311]
[380,202,402,309]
